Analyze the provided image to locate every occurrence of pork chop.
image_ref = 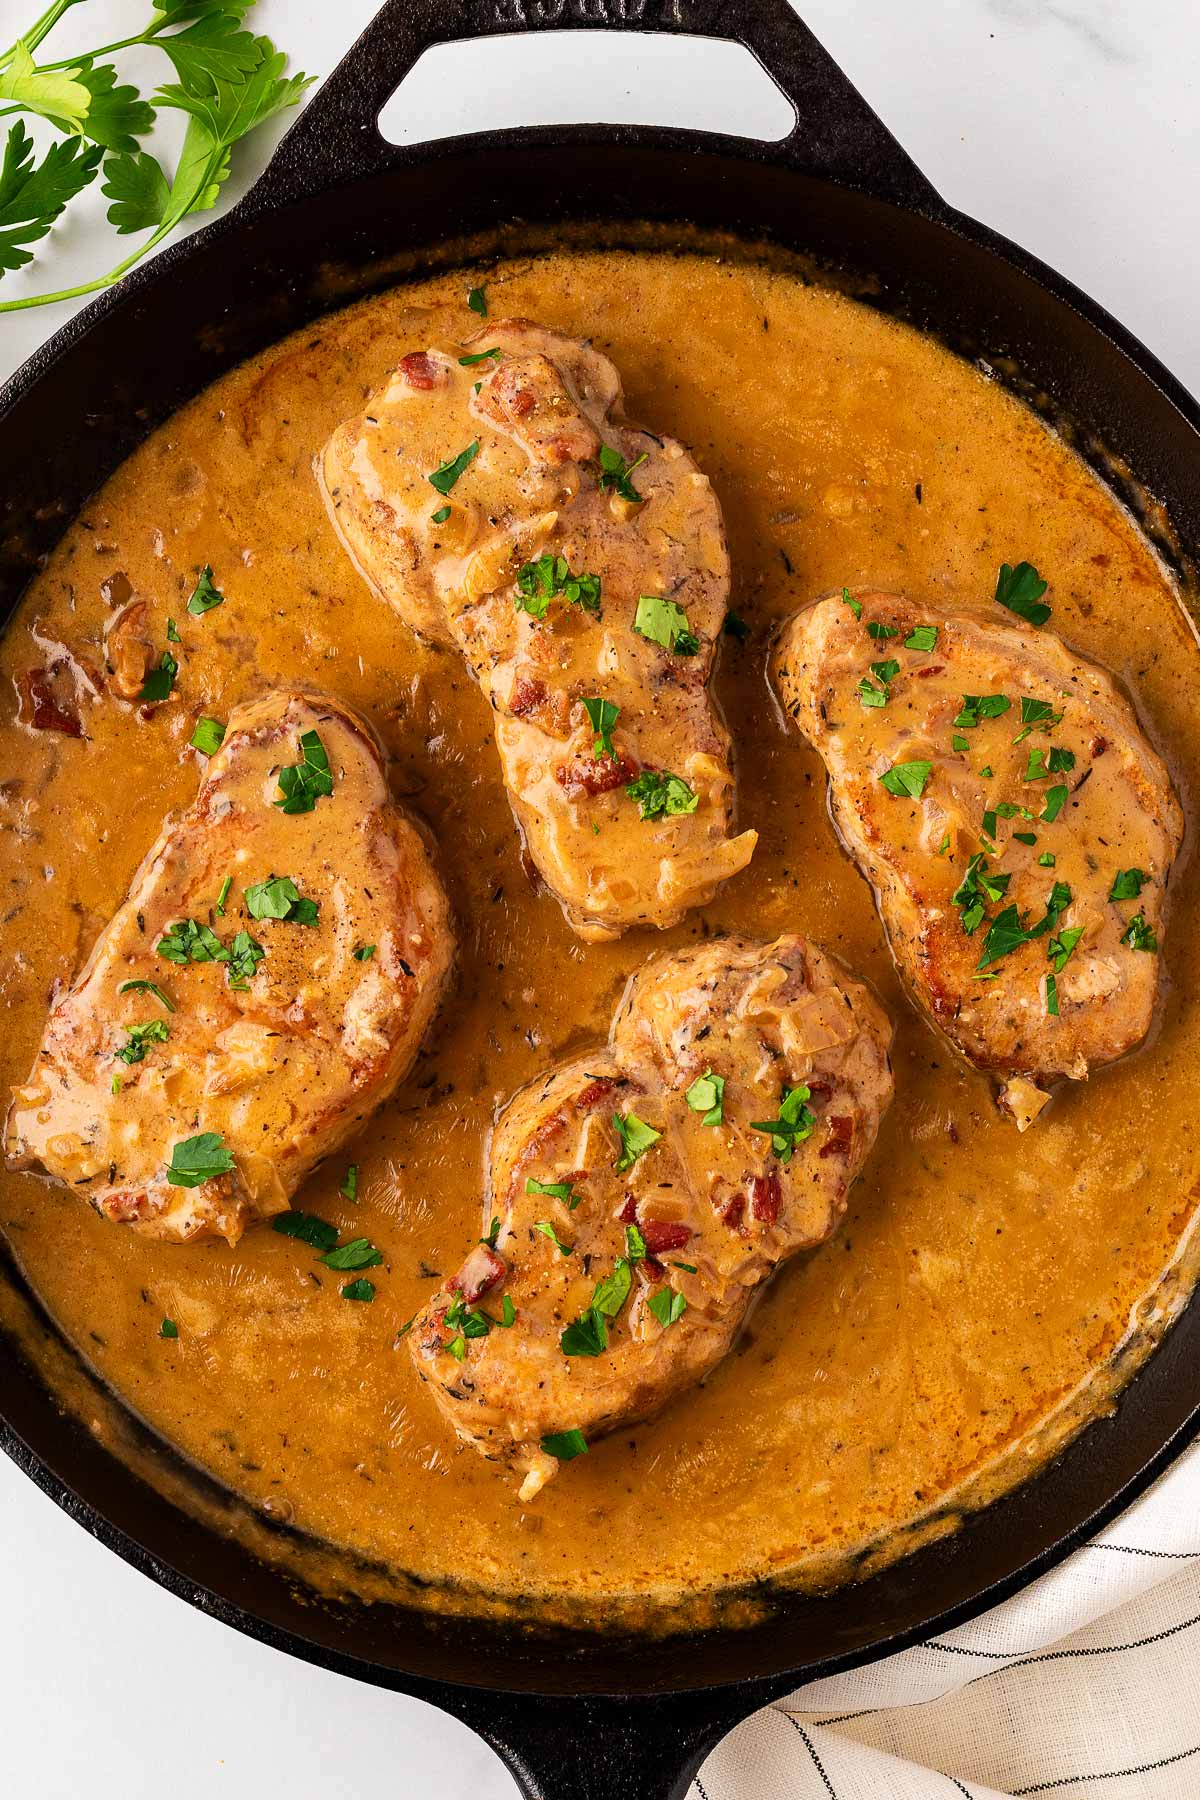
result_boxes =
[320,318,756,941]
[408,934,893,1498]
[6,690,455,1242]
[772,586,1184,1126]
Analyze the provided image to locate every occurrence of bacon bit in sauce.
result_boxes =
[577,1077,616,1110]
[748,1169,782,1225]
[1091,735,1108,758]
[721,1192,747,1230]
[555,750,638,800]
[449,1244,505,1305]
[641,1220,692,1255]
[819,1115,855,1160]
[618,1193,638,1225]
[510,675,549,718]
[16,667,83,736]
[915,664,946,679]
[399,351,442,391]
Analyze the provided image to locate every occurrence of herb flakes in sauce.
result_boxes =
[995,560,1051,627]
[427,440,479,496]
[879,759,932,801]
[685,1069,725,1126]
[186,566,224,615]
[165,1130,234,1188]
[626,769,698,820]
[612,1110,661,1172]
[633,594,697,655]
[275,729,333,814]
[750,1083,814,1163]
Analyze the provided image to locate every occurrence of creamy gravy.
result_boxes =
[2,250,1198,1629]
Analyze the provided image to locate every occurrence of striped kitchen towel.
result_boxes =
[694,1438,1200,1799]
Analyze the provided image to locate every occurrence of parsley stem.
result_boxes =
[2,0,85,65]
[38,32,154,71]
[0,213,176,313]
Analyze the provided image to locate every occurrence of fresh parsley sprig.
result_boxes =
[0,3,311,313]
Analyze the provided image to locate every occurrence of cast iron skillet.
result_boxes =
[3,2,1200,1795]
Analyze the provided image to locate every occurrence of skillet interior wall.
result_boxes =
[2,243,1200,1648]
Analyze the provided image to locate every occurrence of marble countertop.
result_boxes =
[1,3,1196,1795]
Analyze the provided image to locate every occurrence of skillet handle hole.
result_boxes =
[377,31,796,147]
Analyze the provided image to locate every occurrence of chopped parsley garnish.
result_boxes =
[273,1212,339,1251]
[879,759,932,801]
[226,931,265,989]
[1014,831,1037,845]
[951,854,1009,934]
[866,621,899,640]
[593,1259,633,1318]
[1025,748,1049,782]
[980,766,994,779]
[245,874,319,926]
[186,566,224,615]
[458,346,501,365]
[481,1217,501,1248]
[430,504,451,524]
[626,769,699,820]
[1047,926,1084,972]
[445,1296,494,1343]
[500,1295,517,1327]
[1038,851,1056,867]
[138,650,178,704]
[633,594,698,655]
[427,440,479,495]
[996,802,1033,819]
[598,444,647,502]
[1011,698,1062,745]
[166,618,181,643]
[951,735,969,753]
[447,1335,467,1361]
[526,1176,582,1209]
[625,1224,647,1263]
[467,285,487,315]
[1041,785,1068,823]
[190,716,225,756]
[673,1261,697,1274]
[117,978,174,1013]
[750,1083,814,1163]
[515,552,602,619]
[954,694,1011,728]
[648,1287,687,1329]
[685,1069,724,1126]
[159,1318,178,1339]
[976,881,1072,968]
[982,809,998,840]
[533,1219,573,1257]
[859,657,900,710]
[612,1109,661,1173]
[275,729,333,814]
[115,1018,169,1065]
[1109,868,1146,901]
[341,1278,375,1302]
[541,1429,587,1462]
[995,560,1051,627]
[1046,973,1060,1017]
[157,918,227,964]
[1048,747,1076,773]
[936,832,951,856]
[582,696,619,759]
[840,588,862,620]
[353,944,376,960]
[1121,912,1158,953]
[165,1131,235,1188]
[217,876,232,915]
[560,1309,606,1357]
[319,1237,383,1272]
[340,1165,357,1204]
[905,624,939,651]
[724,610,750,643]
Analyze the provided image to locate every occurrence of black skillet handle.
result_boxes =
[257,0,943,214]
[434,1684,758,1800]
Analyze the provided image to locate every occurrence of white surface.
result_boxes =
[1,3,1197,1796]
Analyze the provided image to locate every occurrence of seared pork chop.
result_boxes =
[772,587,1183,1126]
[6,691,454,1242]
[409,934,893,1498]
[320,318,756,941]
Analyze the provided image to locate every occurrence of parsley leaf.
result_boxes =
[598,444,647,502]
[273,1212,338,1252]
[581,696,619,759]
[190,715,224,755]
[724,610,750,643]
[1046,972,1060,1017]
[1041,784,1068,823]
[115,1017,169,1065]
[165,1130,234,1187]
[533,1219,574,1257]
[541,1429,588,1461]
[427,439,479,495]
[159,1317,179,1339]
[225,929,264,988]
[275,729,332,813]
[526,1176,582,1209]
[840,588,862,620]
[515,553,601,618]
[866,621,899,640]
[341,1278,375,1302]
[467,285,487,316]
[750,1083,814,1163]
[879,759,932,801]
[685,1069,724,1126]
[626,768,698,821]
[1109,868,1146,901]
[612,1110,661,1173]
[633,594,697,654]
[186,565,224,614]
[1047,926,1084,973]
[458,346,501,365]
[594,1259,633,1316]
[648,1287,688,1329]
[156,917,227,964]
[0,46,90,133]
[138,650,178,703]
[995,560,1051,626]
[339,1165,357,1204]
[1121,912,1158,953]
[0,122,102,275]
[353,944,376,961]
[954,694,1011,728]
[560,1308,606,1357]
[244,873,318,925]
[117,978,174,1013]
[905,624,938,651]
[320,1237,383,1272]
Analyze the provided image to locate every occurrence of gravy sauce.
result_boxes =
[2,250,1198,1628]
